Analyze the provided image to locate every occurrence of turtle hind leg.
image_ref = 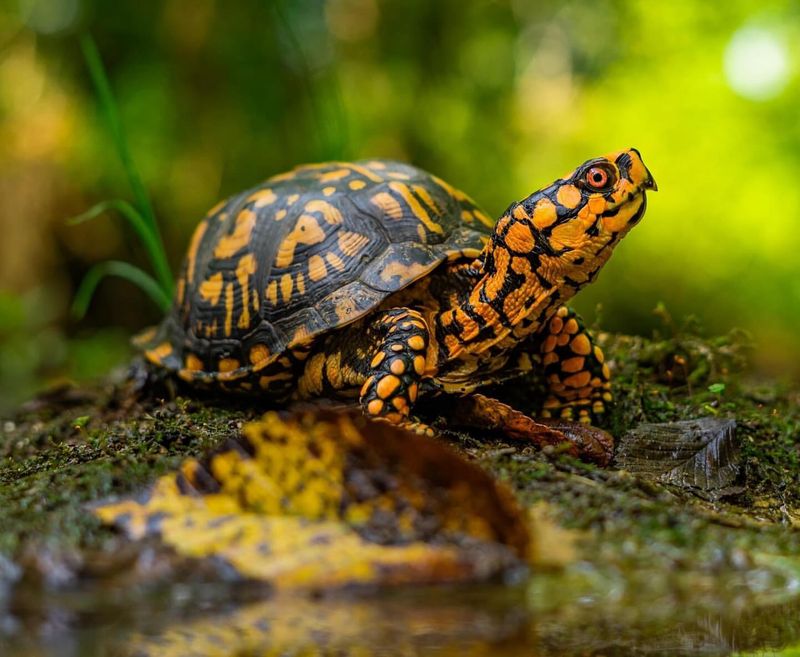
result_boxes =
[537,306,611,424]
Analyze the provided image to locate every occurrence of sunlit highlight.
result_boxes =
[724,26,790,101]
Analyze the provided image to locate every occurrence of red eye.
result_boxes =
[586,167,610,189]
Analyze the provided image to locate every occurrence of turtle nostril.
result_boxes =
[642,165,657,192]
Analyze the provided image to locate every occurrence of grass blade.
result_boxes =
[79,34,174,295]
[273,1,349,159]
[71,261,172,320]
[67,200,172,287]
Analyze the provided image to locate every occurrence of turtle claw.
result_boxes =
[535,418,614,466]
[446,394,614,466]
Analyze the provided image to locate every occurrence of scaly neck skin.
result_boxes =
[435,239,580,363]
[433,161,647,366]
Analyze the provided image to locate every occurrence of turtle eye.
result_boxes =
[586,166,613,189]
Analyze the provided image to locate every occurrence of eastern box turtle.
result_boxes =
[140,150,655,460]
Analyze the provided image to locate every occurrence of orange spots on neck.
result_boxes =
[531,199,557,229]
[512,205,530,220]
[556,184,582,209]
[587,195,606,214]
[504,221,535,253]
[549,218,587,251]
[602,196,643,232]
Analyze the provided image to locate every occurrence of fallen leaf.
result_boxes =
[614,417,740,493]
[95,410,529,589]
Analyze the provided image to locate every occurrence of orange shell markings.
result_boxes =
[199,273,224,305]
[219,358,240,373]
[214,210,257,259]
[148,342,173,363]
[249,344,271,367]
[185,354,204,371]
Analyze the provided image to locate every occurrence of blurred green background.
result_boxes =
[1,0,799,412]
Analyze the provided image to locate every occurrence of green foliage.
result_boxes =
[3,1,800,404]
[70,260,170,319]
[71,35,173,317]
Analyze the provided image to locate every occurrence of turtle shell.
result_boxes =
[142,160,494,384]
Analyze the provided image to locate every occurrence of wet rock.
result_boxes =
[614,417,741,494]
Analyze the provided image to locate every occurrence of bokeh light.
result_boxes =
[724,25,791,100]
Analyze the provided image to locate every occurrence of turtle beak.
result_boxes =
[643,167,658,192]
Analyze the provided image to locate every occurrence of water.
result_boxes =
[3,566,799,657]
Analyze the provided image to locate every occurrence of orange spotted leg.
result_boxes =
[537,306,612,424]
[359,308,429,425]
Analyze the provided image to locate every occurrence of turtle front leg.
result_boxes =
[359,308,430,425]
[537,306,612,424]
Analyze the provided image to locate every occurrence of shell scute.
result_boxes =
[143,160,492,381]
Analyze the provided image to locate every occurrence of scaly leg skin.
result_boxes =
[359,308,429,426]
[537,305,612,424]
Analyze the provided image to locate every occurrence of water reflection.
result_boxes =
[3,574,800,657]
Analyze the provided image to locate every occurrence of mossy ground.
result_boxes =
[1,322,799,569]
[1,322,800,654]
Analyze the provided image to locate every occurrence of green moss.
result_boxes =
[0,387,250,556]
[0,324,798,586]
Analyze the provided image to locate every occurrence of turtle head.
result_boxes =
[497,148,655,292]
